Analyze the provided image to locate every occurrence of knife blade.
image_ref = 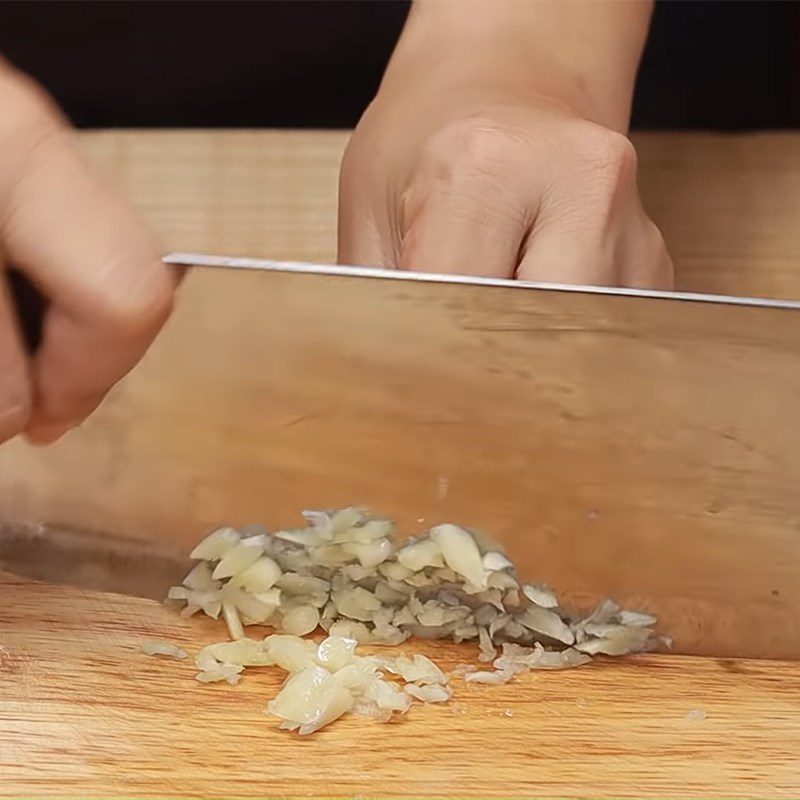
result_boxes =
[3,252,800,659]
[0,519,190,600]
[163,250,800,311]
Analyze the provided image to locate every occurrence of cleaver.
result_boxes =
[2,253,800,659]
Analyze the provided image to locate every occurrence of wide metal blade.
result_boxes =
[3,252,800,657]
[163,251,800,311]
[0,521,190,600]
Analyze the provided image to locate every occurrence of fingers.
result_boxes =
[0,82,176,443]
[339,117,535,277]
[337,205,388,269]
[398,182,528,278]
[617,217,674,291]
[0,273,33,443]
[518,207,672,290]
[517,218,617,286]
[337,139,396,268]
[517,128,672,290]
[398,122,532,278]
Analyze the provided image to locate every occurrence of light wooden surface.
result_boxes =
[75,129,800,300]
[2,130,800,796]
[2,571,799,799]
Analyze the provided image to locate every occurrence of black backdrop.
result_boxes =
[1,0,798,130]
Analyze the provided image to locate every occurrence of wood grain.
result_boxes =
[1,570,798,799]
[2,130,800,795]
[78,129,346,264]
[636,133,800,301]
[76,129,800,300]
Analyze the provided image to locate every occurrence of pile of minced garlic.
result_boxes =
[144,507,660,734]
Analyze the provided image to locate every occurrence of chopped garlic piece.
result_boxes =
[212,539,265,580]
[189,526,241,561]
[385,654,447,685]
[332,587,382,622]
[328,619,377,644]
[522,583,559,609]
[222,602,245,640]
[618,609,658,627]
[397,538,445,571]
[264,635,318,673]
[195,662,244,684]
[182,561,219,592]
[315,635,358,672]
[575,625,651,655]
[349,537,394,568]
[140,640,188,660]
[405,683,452,703]
[229,556,282,592]
[333,662,380,692]
[466,669,516,685]
[482,551,514,572]
[267,664,354,735]
[281,605,321,636]
[517,605,575,645]
[164,507,662,736]
[363,676,412,713]
[430,524,487,589]
[198,638,273,667]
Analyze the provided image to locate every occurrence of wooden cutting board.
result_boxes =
[2,570,799,799]
[3,131,800,796]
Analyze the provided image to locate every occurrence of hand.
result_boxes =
[338,1,672,290]
[0,64,176,445]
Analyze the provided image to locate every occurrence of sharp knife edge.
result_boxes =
[164,251,800,312]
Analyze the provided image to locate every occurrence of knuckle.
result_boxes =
[425,117,522,181]
[571,125,638,185]
[405,118,531,229]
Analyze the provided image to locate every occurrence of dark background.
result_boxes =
[1,0,798,130]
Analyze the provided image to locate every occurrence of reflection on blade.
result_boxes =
[0,521,190,600]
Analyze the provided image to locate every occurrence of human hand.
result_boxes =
[338,0,672,290]
[0,64,176,445]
